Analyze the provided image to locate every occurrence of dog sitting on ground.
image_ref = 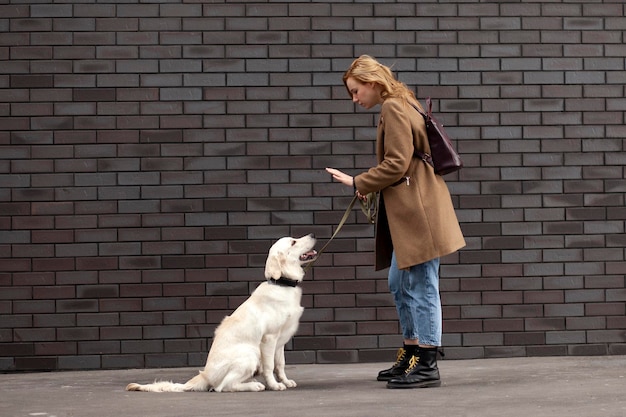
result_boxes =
[126,234,317,393]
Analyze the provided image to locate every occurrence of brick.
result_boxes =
[56,300,98,313]
[14,328,56,342]
[11,272,55,286]
[56,327,99,341]
[54,271,97,286]
[32,286,73,300]
[483,319,524,333]
[566,317,606,330]
[464,332,504,347]
[186,324,215,338]
[142,325,185,340]
[501,304,542,318]
[34,342,77,356]
[14,357,57,371]
[145,353,188,368]
[142,297,185,311]
[58,355,101,370]
[587,302,625,316]
[316,350,358,364]
[607,316,626,330]
[164,339,205,353]
[122,340,162,354]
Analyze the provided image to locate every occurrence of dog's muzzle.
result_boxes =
[300,250,317,262]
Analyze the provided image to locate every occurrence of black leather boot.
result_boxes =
[386,347,441,389]
[377,347,412,381]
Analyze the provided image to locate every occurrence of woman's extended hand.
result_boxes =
[326,167,368,201]
[325,167,353,187]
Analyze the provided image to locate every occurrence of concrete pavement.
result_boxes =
[1,356,625,417]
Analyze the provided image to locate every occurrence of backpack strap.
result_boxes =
[409,102,434,169]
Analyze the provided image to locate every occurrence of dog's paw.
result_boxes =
[267,382,287,391]
[250,381,266,392]
[283,379,297,388]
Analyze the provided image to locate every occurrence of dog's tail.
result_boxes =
[126,371,210,393]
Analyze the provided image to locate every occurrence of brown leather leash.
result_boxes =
[304,192,377,272]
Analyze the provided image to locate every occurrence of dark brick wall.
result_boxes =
[1,0,626,371]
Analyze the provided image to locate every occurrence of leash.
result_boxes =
[303,194,358,272]
[304,192,377,272]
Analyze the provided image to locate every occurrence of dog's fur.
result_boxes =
[126,234,316,393]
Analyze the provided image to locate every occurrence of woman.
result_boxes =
[326,55,465,389]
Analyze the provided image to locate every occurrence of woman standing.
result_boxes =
[326,55,465,389]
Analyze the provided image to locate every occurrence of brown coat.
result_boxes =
[354,98,465,271]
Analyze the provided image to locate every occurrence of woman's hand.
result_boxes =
[326,167,353,187]
[326,167,368,201]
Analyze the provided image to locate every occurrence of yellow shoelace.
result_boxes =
[393,347,406,365]
[405,355,419,374]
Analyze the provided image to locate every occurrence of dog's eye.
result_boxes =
[291,240,296,246]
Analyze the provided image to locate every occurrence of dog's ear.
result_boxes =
[265,251,286,279]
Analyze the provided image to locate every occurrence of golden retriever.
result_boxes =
[126,234,316,393]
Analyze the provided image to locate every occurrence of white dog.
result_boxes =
[126,234,317,393]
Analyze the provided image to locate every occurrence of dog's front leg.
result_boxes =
[274,344,296,388]
[260,335,286,391]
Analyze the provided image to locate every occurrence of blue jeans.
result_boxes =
[388,252,442,346]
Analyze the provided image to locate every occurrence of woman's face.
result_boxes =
[345,77,382,109]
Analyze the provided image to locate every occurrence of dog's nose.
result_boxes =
[308,233,315,239]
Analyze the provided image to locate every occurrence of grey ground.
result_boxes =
[1,356,625,417]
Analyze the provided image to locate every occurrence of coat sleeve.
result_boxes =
[354,99,416,195]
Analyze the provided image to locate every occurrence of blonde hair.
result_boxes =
[342,55,417,103]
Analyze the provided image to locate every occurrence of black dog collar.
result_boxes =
[269,277,300,287]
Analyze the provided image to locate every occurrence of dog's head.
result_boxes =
[264,234,317,282]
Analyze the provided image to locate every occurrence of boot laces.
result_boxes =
[404,354,419,374]
[392,347,406,366]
